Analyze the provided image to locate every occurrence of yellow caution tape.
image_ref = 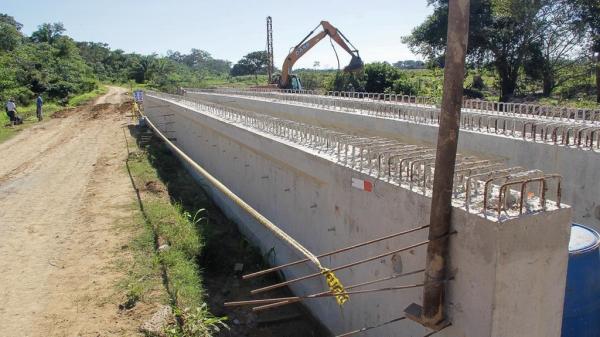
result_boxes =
[321,268,349,306]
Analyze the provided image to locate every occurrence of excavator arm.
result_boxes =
[278,21,363,88]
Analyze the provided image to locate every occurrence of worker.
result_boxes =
[5,98,17,125]
[36,95,43,121]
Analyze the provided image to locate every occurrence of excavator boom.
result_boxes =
[277,21,363,89]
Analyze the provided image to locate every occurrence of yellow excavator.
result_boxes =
[271,21,364,90]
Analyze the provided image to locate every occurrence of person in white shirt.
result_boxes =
[5,99,17,125]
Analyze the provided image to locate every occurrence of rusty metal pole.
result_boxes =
[405,0,470,330]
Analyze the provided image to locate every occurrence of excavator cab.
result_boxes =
[270,74,302,90]
[289,75,302,90]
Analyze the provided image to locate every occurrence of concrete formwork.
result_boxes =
[186,91,600,231]
[144,94,571,337]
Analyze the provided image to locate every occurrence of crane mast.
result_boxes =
[266,16,274,84]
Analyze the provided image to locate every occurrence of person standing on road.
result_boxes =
[36,95,43,121]
[5,99,17,125]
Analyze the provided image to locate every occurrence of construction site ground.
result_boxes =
[0,86,325,337]
[0,87,156,336]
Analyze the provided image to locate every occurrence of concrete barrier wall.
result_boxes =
[188,92,600,231]
[145,95,571,337]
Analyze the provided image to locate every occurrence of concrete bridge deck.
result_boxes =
[187,89,600,230]
[144,92,572,337]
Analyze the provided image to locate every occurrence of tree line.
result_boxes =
[2,2,598,107]
[0,14,232,106]
[404,0,599,102]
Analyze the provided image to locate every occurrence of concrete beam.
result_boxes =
[187,92,599,231]
[144,95,571,337]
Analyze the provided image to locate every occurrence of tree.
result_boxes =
[403,0,493,65]
[393,60,426,69]
[127,54,155,83]
[31,22,66,44]
[0,22,22,52]
[0,13,23,52]
[526,0,587,96]
[184,48,211,68]
[167,48,230,75]
[326,71,365,92]
[230,51,268,78]
[147,58,178,90]
[54,36,79,58]
[363,62,402,93]
[404,0,543,101]
[77,42,111,64]
[0,13,23,31]
[76,42,113,80]
[571,0,600,102]
[204,58,231,74]
[488,0,545,101]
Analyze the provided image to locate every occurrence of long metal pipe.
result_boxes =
[142,114,327,273]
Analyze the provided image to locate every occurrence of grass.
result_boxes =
[124,125,326,337]
[124,128,226,336]
[536,97,600,109]
[68,85,108,107]
[117,81,151,93]
[117,208,165,309]
[0,103,60,143]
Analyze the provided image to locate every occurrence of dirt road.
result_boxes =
[0,87,146,336]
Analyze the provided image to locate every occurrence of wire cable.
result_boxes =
[330,36,341,70]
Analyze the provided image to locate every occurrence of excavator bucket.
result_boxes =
[344,56,364,73]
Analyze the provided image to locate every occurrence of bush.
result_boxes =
[391,75,419,95]
[325,71,365,92]
[364,62,401,93]
[47,81,76,100]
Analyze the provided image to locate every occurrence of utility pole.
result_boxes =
[405,0,471,330]
[266,16,274,84]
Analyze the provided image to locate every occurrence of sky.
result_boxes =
[2,0,433,69]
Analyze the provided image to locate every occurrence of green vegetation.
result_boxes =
[67,85,108,107]
[125,132,228,336]
[117,204,165,310]
[166,304,228,337]
[0,13,234,108]
[404,0,599,103]
[0,19,97,106]
[230,51,269,77]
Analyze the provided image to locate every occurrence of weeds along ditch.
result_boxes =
[127,125,328,337]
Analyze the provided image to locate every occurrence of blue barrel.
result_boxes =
[562,224,600,337]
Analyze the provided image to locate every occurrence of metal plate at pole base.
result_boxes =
[404,303,449,331]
